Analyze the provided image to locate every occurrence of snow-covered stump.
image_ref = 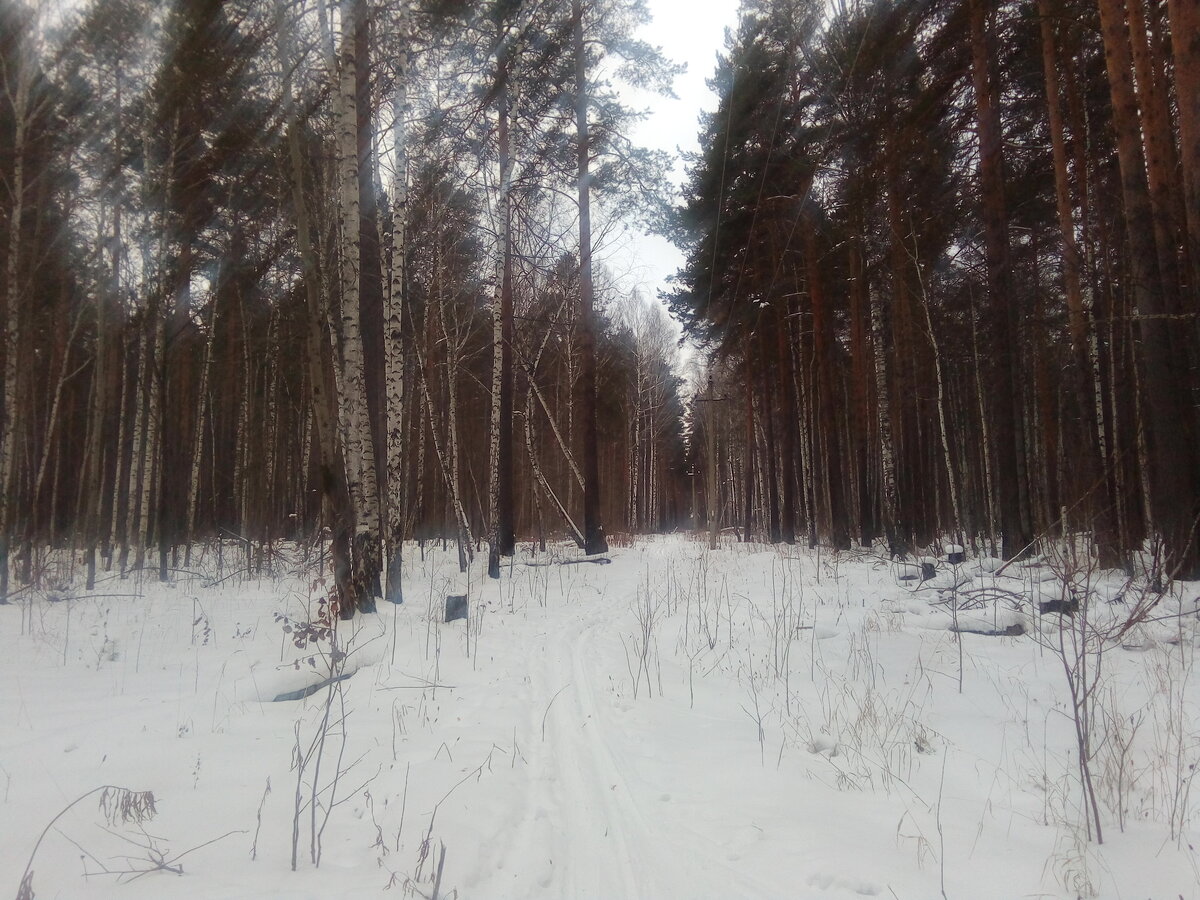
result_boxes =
[445,594,468,623]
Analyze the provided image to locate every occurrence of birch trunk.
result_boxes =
[276,0,355,611]
[383,28,411,603]
[629,357,642,532]
[914,245,962,541]
[704,376,720,549]
[336,0,380,611]
[488,39,516,577]
[870,286,900,555]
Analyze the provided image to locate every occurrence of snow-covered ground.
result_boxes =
[3,535,1198,899]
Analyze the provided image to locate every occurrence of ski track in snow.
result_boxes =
[499,576,786,899]
[3,537,1200,899]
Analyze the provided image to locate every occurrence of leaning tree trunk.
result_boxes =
[524,305,585,547]
[414,341,473,555]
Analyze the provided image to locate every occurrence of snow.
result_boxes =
[3,536,1199,898]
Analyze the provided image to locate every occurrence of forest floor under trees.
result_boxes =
[2,534,1199,899]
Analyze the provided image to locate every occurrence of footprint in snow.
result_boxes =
[806,734,838,756]
[807,873,882,896]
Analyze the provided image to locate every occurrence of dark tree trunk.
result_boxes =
[1098,0,1200,577]
[806,220,850,550]
[574,0,608,557]
[970,0,1032,559]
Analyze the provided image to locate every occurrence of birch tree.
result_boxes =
[334,0,381,612]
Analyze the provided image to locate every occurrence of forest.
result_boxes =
[2,0,1199,617]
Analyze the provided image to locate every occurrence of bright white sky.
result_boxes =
[602,0,741,309]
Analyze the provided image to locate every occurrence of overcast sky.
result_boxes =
[602,0,741,308]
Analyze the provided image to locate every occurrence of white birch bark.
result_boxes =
[870,286,900,552]
[262,306,281,537]
[914,250,962,539]
[487,53,511,578]
[234,300,252,543]
[630,354,643,530]
[336,0,367,518]
[384,23,411,601]
[970,298,998,555]
[276,0,356,609]
[335,0,381,604]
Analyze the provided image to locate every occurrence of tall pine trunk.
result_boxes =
[1169,0,1200,301]
[970,0,1032,559]
[573,0,608,556]
[1098,0,1200,577]
[1037,0,1118,563]
[0,39,31,599]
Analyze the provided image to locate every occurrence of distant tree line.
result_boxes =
[0,0,689,613]
[673,0,1200,579]
[6,0,1197,610]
